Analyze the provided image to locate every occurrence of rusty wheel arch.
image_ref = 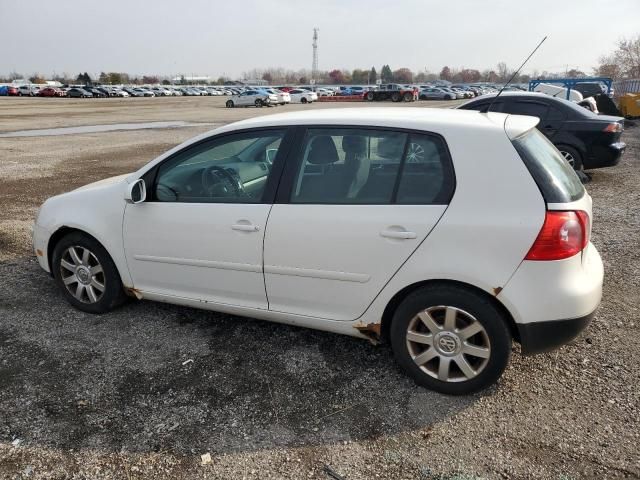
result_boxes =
[378,279,520,344]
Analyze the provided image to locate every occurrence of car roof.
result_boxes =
[134,108,539,178]
[215,107,538,141]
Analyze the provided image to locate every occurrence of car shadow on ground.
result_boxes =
[0,258,481,455]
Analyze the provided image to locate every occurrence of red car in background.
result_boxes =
[38,87,65,97]
[7,86,19,96]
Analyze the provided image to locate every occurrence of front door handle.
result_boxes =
[380,230,417,240]
[231,223,260,232]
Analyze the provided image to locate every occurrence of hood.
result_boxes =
[73,173,130,192]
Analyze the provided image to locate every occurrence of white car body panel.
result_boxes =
[33,178,134,288]
[123,203,271,309]
[534,83,584,102]
[264,204,447,320]
[32,108,603,345]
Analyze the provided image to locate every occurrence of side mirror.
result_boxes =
[266,148,278,164]
[125,179,146,204]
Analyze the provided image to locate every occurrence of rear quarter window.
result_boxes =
[512,129,584,203]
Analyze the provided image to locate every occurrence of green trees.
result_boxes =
[380,65,393,83]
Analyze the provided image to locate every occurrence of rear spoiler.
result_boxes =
[504,114,540,140]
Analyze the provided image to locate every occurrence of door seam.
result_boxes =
[262,203,275,310]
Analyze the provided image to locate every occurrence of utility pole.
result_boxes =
[312,28,319,84]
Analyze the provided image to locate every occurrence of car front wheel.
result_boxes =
[226,100,234,108]
[390,284,511,395]
[52,232,127,314]
[255,99,264,107]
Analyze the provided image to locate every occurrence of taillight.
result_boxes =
[525,211,590,261]
[603,122,622,133]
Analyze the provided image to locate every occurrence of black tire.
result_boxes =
[301,97,308,104]
[556,145,584,171]
[366,91,375,101]
[391,92,401,102]
[226,100,234,108]
[255,99,263,107]
[390,284,512,395]
[403,92,413,102]
[52,232,127,314]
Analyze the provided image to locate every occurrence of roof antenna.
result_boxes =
[482,36,547,113]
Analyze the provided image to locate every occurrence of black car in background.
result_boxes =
[458,92,625,170]
[84,87,106,98]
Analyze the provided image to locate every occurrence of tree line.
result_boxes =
[2,35,637,86]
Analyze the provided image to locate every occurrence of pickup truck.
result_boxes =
[365,84,417,102]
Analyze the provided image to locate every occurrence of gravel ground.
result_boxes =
[0,97,638,479]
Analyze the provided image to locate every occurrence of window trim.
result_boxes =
[274,125,456,206]
[140,127,297,205]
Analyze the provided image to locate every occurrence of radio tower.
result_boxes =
[312,28,319,83]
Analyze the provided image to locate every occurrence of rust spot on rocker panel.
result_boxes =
[124,286,143,300]
[353,322,382,344]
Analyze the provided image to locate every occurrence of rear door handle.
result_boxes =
[380,230,417,240]
[232,223,260,232]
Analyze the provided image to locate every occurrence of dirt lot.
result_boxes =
[0,97,638,479]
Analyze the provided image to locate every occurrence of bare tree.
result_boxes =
[496,62,510,82]
[595,35,640,79]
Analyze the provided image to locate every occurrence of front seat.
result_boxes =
[295,136,341,202]
[341,135,370,199]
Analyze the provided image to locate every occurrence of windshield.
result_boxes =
[512,128,584,203]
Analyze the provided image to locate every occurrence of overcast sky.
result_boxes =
[1,0,638,79]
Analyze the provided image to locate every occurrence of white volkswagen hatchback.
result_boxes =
[33,108,603,394]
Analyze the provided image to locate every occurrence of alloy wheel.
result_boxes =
[406,142,425,163]
[59,246,106,304]
[560,150,575,167]
[406,306,491,382]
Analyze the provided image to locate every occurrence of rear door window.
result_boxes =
[512,129,584,203]
[507,101,548,120]
[289,128,455,205]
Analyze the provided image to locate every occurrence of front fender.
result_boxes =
[34,181,132,287]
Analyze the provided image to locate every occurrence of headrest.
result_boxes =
[341,135,367,155]
[307,136,339,165]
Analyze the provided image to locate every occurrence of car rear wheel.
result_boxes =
[390,284,511,395]
[391,92,401,102]
[52,232,127,314]
[403,92,413,102]
[226,100,234,108]
[366,91,375,101]
[557,145,583,171]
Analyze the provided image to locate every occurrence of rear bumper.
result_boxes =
[585,141,625,169]
[498,244,603,354]
[517,312,594,354]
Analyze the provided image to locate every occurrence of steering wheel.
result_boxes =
[201,165,246,198]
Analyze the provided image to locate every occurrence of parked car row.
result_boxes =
[225,88,318,108]
[1,84,251,98]
[2,82,515,101]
